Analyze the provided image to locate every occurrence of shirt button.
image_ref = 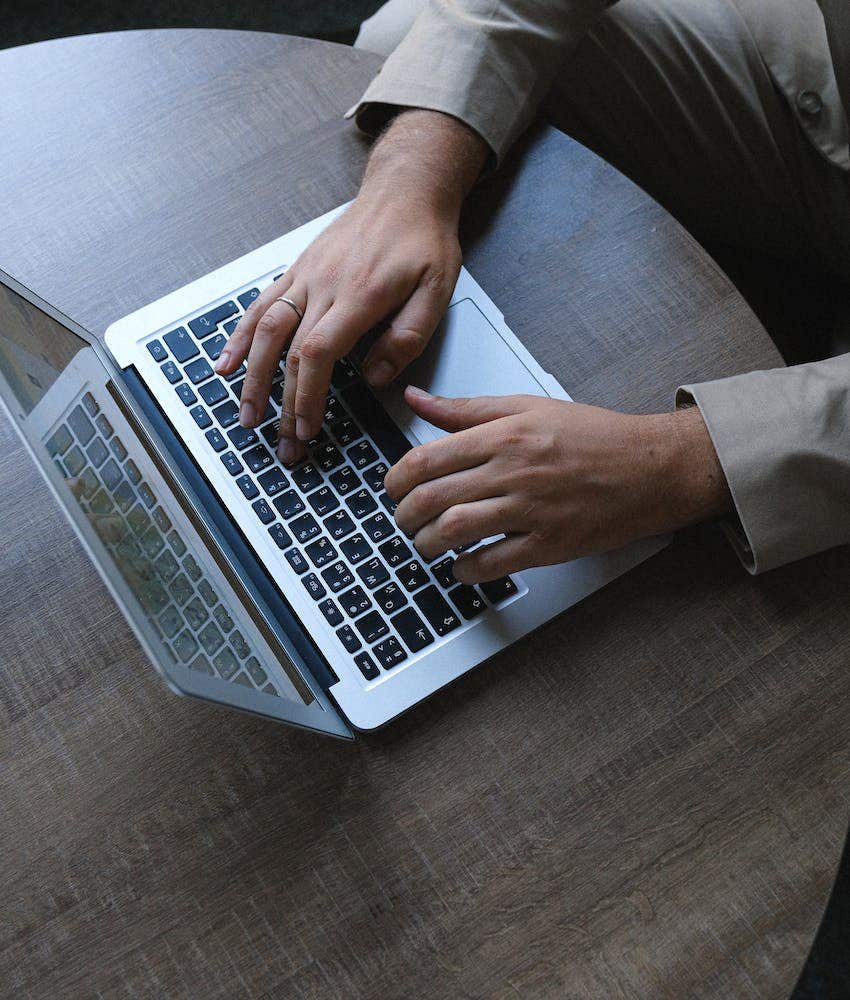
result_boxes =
[797,90,823,116]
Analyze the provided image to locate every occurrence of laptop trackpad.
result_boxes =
[381,298,549,446]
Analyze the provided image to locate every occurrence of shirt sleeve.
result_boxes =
[678,352,850,574]
[347,0,615,168]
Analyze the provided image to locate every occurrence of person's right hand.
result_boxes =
[214,110,488,465]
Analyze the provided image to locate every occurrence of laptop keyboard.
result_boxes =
[47,388,283,696]
[139,283,521,684]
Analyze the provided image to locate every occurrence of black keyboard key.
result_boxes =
[163,326,198,362]
[305,537,337,568]
[147,339,167,362]
[329,466,360,496]
[202,333,227,361]
[322,562,355,593]
[85,437,109,468]
[324,510,356,541]
[374,581,407,615]
[356,558,390,590]
[448,584,487,619]
[379,536,411,568]
[302,573,326,600]
[342,382,413,464]
[346,488,378,519]
[390,608,434,652]
[307,486,339,516]
[479,576,519,605]
[212,400,240,428]
[223,363,246,382]
[432,557,457,589]
[339,533,372,564]
[397,559,429,592]
[337,624,361,653]
[198,378,228,407]
[68,405,95,445]
[318,598,343,627]
[273,490,305,519]
[324,395,346,424]
[314,443,344,472]
[260,422,279,447]
[354,610,389,644]
[220,451,243,476]
[236,474,259,500]
[354,650,379,680]
[363,462,388,492]
[270,381,284,405]
[290,512,320,543]
[230,378,245,400]
[189,301,238,338]
[205,428,226,452]
[161,361,181,384]
[379,492,398,515]
[285,548,308,574]
[339,585,372,618]
[190,404,212,429]
[223,319,240,336]
[268,522,292,549]
[331,417,361,446]
[413,586,462,637]
[257,467,288,497]
[251,498,275,524]
[362,512,393,543]
[373,636,407,670]
[238,287,260,309]
[227,425,258,450]
[244,445,273,473]
[185,358,214,384]
[175,383,197,406]
[331,357,359,389]
[291,463,322,492]
[347,439,379,470]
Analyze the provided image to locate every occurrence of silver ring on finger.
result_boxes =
[276,295,304,323]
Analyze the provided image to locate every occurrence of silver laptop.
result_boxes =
[0,206,665,738]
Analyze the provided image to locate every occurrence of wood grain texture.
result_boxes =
[0,29,846,1000]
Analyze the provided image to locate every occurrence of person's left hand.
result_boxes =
[384,387,731,583]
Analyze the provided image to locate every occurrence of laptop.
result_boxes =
[0,205,666,738]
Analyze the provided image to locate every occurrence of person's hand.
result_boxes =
[214,110,488,465]
[384,387,731,583]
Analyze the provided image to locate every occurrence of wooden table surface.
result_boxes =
[1,29,847,1000]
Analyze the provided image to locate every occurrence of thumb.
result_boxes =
[403,385,536,432]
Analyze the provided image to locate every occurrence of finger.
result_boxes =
[452,535,533,584]
[384,427,496,501]
[394,465,503,536]
[216,269,294,374]
[413,497,521,562]
[238,286,307,427]
[403,385,539,433]
[361,266,456,387]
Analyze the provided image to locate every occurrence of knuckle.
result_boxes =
[300,332,332,363]
[254,313,283,341]
[389,326,429,358]
[438,506,466,539]
[285,350,300,375]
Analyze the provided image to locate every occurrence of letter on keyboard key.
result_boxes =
[291,463,323,492]
[363,462,389,492]
[432,557,457,589]
[448,584,487,620]
[305,537,337,567]
[290,512,320,543]
[324,510,356,540]
[354,610,389,644]
[374,582,407,614]
[244,445,273,473]
[307,486,339,516]
[329,466,360,495]
[356,558,389,590]
[212,400,240,428]
[163,327,198,362]
[391,608,434,652]
[479,576,519,605]
[227,425,258,450]
[373,637,407,670]
[273,490,305,519]
[346,489,377,519]
[321,562,355,593]
[413,586,462,636]
[347,440,378,470]
[362,512,393,543]
[257,467,288,497]
[340,533,372,564]
[337,624,361,653]
[379,536,411,567]
[397,559,429,592]
[354,650,379,681]
[313,443,344,472]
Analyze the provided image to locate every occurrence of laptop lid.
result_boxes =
[0,269,352,739]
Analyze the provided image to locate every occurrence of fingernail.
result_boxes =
[214,349,230,373]
[239,401,256,427]
[295,417,309,441]
[406,385,430,399]
[277,438,297,464]
[366,359,395,385]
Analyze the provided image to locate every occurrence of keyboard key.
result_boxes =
[260,422,279,447]
[318,598,343,627]
[273,490,305,519]
[205,428,227,452]
[184,595,210,630]
[413,586,462,637]
[220,451,243,476]
[397,559,430,592]
[257,467,288,497]
[331,417,361,446]
[373,636,407,670]
[198,378,229,407]
[147,339,168,362]
[354,610,389,644]
[95,414,113,438]
[223,318,239,336]
[285,548,309,574]
[330,357,358,390]
[307,486,339,516]
[448,584,487,619]
[229,378,245,400]
[159,604,182,639]
[82,392,99,416]
[290,512,321,543]
[175,383,197,406]
[163,326,198,362]
[138,482,157,508]
[174,630,200,663]
[236,474,259,500]
[185,358,214,384]
[324,510,356,541]
[336,624,361,653]
[347,439,378,470]
[291,463,323,492]
[354,650,379,681]
[114,480,135,512]
[68,405,95,445]
[183,555,202,582]
[342,382,412,464]
[432,557,457,589]
[356,558,389,590]
[244,655,267,682]
[252,498,275,524]
[213,604,233,633]
[380,493,398,515]
[161,361,181,384]
[227,425,258,450]
[238,287,260,309]
[379,536,411,567]
[101,458,122,491]
[302,573,326,600]
[305,537,337,567]
[346,488,377,519]
[168,531,187,557]
[85,437,109,468]
[199,622,225,656]
[188,301,238,338]
[339,585,372,618]
[213,647,240,680]
[268,523,292,550]
[153,506,172,533]
[190,405,212,429]
[363,462,388,492]
[223,363,246,382]
[78,467,99,497]
[324,395,346,424]
[202,333,227,360]
[319,562,353,594]
[170,572,193,605]
[329,466,360,496]
[313,443,344,472]
[244,445,273,473]
[125,459,142,485]
[374,582,407,615]
[479,576,519,605]
[212,400,240,428]
[339,533,372,564]
[362,512,393,543]
[391,608,434,652]
[47,425,73,456]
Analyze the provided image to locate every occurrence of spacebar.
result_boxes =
[341,382,413,465]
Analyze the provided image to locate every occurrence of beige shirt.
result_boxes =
[348,0,850,574]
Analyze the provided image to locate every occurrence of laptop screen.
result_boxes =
[0,277,352,737]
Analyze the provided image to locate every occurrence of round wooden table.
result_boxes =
[0,29,845,1000]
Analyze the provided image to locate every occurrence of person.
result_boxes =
[215,0,850,584]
